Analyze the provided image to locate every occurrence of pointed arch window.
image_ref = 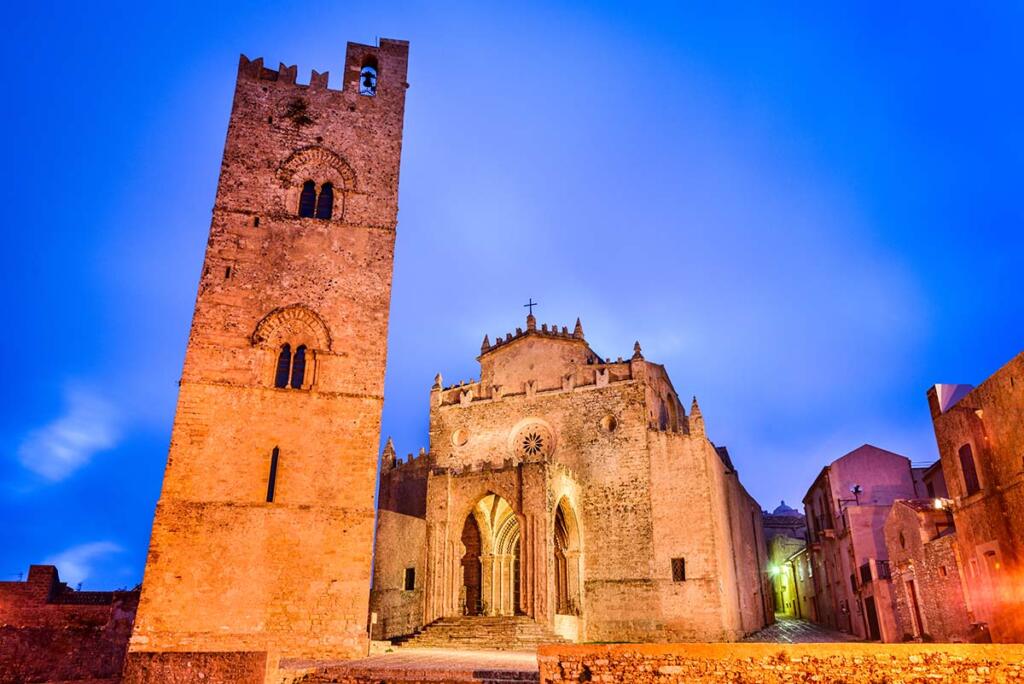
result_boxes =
[315,183,334,219]
[274,344,292,388]
[298,180,317,217]
[290,345,307,388]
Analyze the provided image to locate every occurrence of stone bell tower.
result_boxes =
[126,39,409,675]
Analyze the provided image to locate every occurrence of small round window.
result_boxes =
[452,428,469,447]
[600,414,618,432]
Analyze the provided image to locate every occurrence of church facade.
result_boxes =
[372,315,771,643]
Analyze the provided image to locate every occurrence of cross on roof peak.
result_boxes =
[523,298,538,316]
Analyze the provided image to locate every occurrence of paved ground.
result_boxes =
[282,647,539,682]
[283,618,858,680]
[743,615,862,643]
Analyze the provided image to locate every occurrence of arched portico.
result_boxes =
[456,493,522,616]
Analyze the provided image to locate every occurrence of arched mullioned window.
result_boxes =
[315,183,334,219]
[298,180,317,217]
[275,344,292,388]
[298,181,334,220]
[253,305,330,391]
[290,345,307,389]
[274,343,309,390]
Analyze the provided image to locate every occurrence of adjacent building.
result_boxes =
[763,501,808,618]
[884,498,972,642]
[802,445,919,641]
[927,352,1024,642]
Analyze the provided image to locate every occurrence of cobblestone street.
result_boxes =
[743,615,862,643]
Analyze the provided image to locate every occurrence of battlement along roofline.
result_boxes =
[238,39,409,94]
[478,314,600,361]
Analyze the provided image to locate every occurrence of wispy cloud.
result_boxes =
[18,387,120,481]
[43,541,123,588]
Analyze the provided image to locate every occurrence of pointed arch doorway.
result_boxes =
[460,493,522,616]
[553,497,583,616]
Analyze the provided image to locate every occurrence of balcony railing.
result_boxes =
[858,559,892,587]
[876,560,891,579]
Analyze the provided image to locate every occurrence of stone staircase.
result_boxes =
[398,615,569,652]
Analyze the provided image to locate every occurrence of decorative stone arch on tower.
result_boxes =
[278,146,357,221]
[252,304,332,390]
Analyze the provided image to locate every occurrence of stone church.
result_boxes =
[121,36,769,681]
[371,316,770,645]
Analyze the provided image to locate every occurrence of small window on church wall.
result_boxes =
[958,443,981,495]
[299,180,317,217]
[360,59,378,96]
[275,344,292,388]
[404,567,415,591]
[671,557,685,582]
[315,183,334,219]
[290,345,307,389]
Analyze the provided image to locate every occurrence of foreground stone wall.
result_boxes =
[122,651,266,684]
[0,565,139,683]
[537,643,1024,683]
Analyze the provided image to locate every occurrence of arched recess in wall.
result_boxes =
[553,496,583,616]
[458,493,522,617]
[252,304,331,390]
[278,146,357,221]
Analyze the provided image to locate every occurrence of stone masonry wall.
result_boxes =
[537,643,1024,683]
[929,352,1024,642]
[122,651,267,684]
[369,510,426,639]
[129,37,410,675]
[885,502,972,642]
[0,565,139,683]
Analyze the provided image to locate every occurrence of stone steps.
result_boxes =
[399,616,569,652]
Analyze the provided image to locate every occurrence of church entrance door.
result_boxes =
[460,494,522,617]
[461,514,483,615]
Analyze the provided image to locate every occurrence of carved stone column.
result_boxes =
[481,554,495,616]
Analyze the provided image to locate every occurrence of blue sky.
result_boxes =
[3,2,1022,589]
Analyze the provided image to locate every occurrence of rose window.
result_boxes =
[512,423,554,460]
[521,431,544,456]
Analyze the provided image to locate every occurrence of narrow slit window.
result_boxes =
[671,557,685,582]
[275,344,292,388]
[298,180,317,217]
[266,447,280,502]
[404,567,415,591]
[315,183,334,219]
[291,345,307,389]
